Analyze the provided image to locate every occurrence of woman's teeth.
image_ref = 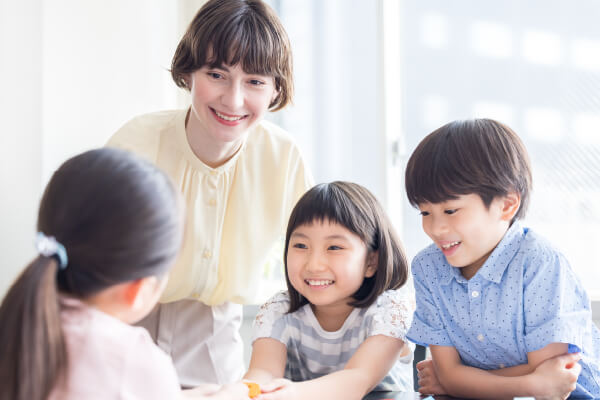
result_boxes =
[214,110,244,121]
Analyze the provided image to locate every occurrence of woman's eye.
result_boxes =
[249,79,265,86]
[208,72,223,79]
[419,211,430,216]
[444,209,458,215]
[292,243,307,249]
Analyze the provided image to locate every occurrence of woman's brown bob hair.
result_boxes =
[284,182,409,313]
[405,118,532,221]
[171,0,293,111]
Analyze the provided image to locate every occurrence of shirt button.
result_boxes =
[208,198,216,206]
[499,363,505,368]
[203,250,212,259]
[471,290,479,298]
[477,334,484,342]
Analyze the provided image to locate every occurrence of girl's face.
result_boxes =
[287,220,377,317]
[187,63,278,145]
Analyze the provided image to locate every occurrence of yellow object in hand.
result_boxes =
[244,381,260,398]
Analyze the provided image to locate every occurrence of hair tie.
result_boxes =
[35,232,68,269]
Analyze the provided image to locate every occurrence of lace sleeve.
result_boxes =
[251,291,290,343]
[367,290,415,340]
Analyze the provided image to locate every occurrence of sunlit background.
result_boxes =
[2,0,599,309]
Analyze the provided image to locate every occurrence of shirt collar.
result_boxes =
[438,222,526,285]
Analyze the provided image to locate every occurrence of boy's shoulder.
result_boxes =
[412,243,447,274]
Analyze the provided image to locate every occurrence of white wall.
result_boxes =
[0,1,43,295]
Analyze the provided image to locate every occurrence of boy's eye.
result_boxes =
[444,209,458,215]
[419,211,430,216]
[292,243,307,249]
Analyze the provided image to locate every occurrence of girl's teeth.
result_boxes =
[215,110,243,121]
[307,280,333,286]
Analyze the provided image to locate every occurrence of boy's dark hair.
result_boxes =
[285,181,409,313]
[0,148,182,400]
[171,0,293,111]
[405,118,532,221]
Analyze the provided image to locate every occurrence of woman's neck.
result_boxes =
[185,109,245,168]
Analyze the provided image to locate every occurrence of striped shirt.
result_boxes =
[252,290,414,391]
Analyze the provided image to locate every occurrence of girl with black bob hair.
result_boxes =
[244,182,414,398]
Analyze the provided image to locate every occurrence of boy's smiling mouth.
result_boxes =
[441,241,461,249]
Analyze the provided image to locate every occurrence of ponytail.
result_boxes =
[0,256,67,400]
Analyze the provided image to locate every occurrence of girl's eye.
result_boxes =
[328,245,342,250]
[444,209,458,215]
[419,211,430,216]
[292,243,307,249]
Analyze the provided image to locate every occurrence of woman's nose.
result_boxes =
[221,82,244,110]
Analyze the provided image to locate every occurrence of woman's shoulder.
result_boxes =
[108,109,184,148]
[246,120,302,155]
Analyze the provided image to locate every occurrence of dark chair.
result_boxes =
[412,344,426,391]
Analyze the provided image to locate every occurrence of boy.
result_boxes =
[405,119,600,399]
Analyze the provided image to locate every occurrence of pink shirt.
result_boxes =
[49,298,181,400]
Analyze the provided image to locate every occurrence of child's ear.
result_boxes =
[500,192,521,221]
[123,277,158,311]
[364,251,379,278]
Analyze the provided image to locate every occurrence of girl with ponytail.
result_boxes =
[0,148,248,399]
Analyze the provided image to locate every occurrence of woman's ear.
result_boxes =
[500,192,521,221]
[364,251,379,278]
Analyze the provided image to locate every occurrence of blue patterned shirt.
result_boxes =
[407,222,600,398]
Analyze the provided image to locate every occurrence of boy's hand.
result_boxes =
[256,378,298,400]
[416,359,447,395]
[529,352,581,400]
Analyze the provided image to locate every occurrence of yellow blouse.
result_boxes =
[108,109,313,305]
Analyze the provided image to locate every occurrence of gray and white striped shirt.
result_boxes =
[252,290,414,391]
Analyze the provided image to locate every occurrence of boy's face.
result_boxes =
[418,194,514,279]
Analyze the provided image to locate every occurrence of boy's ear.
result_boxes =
[365,251,379,278]
[500,192,521,221]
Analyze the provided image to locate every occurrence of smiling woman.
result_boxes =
[107,0,313,389]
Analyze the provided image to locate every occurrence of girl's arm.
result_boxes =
[424,344,580,399]
[258,334,406,400]
[244,338,287,384]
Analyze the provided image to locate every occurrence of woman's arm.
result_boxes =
[258,335,407,400]
[243,338,287,384]
[426,344,581,399]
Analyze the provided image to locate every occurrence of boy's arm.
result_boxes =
[243,338,287,384]
[428,344,580,399]
[489,342,567,377]
[258,334,407,400]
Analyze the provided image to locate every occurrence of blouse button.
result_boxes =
[208,198,216,206]
[471,290,479,298]
[203,250,212,259]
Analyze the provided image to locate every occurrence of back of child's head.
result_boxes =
[405,118,532,221]
[0,147,182,400]
[284,181,409,313]
[171,0,293,111]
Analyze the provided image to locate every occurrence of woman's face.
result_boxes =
[186,63,278,145]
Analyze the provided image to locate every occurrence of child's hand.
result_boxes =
[256,378,297,400]
[182,382,250,399]
[530,352,582,400]
[416,359,447,395]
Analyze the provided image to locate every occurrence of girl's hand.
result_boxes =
[416,359,447,395]
[529,352,582,400]
[256,378,298,400]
